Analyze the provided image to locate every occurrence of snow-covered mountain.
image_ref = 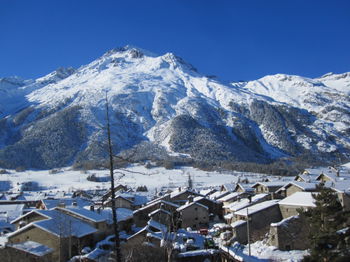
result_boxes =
[0,46,349,169]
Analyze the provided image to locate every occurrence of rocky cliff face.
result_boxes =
[0,46,349,169]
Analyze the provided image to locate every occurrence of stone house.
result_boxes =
[268,215,310,251]
[233,200,282,241]
[133,200,179,227]
[216,192,244,206]
[55,207,109,240]
[104,195,133,209]
[177,201,209,229]
[169,189,202,206]
[0,240,53,262]
[193,196,223,219]
[220,183,236,192]
[207,190,230,201]
[230,220,248,244]
[294,173,319,183]
[278,192,316,219]
[8,209,97,262]
[148,207,173,229]
[100,184,128,202]
[252,182,285,199]
[223,193,269,220]
[329,181,350,211]
[276,181,318,198]
[233,183,254,194]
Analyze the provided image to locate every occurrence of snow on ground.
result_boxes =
[222,241,308,262]
[0,164,293,195]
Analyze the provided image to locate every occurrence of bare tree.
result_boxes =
[105,92,122,262]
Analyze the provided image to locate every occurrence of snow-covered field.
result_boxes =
[0,164,292,194]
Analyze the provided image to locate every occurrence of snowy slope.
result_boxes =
[0,46,349,169]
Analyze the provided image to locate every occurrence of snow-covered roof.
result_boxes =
[57,207,106,223]
[132,194,149,206]
[170,189,199,199]
[252,181,286,188]
[224,213,234,219]
[270,215,299,227]
[226,193,268,212]
[208,190,230,200]
[148,208,171,217]
[11,209,52,224]
[8,241,53,257]
[235,200,279,216]
[177,201,208,212]
[277,181,318,192]
[135,199,179,212]
[235,183,255,192]
[231,220,246,228]
[94,207,133,223]
[41,198,92,209]
[295,174,319,183]
[177,249,219,258]
[278,192,316,207]
[221,183,236,192]
[199,188,217,196]
[193,195,218,204]
[147,219,168,232]
[303,167,330,176]
[0,203,25,213]
[329,180,350,193]
[217,192,241,202]
[9,209,97,238]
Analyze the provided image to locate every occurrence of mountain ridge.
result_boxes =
[0,46,349,169]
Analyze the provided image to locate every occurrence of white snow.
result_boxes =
[278,192,316,207]
[0,165,271,196]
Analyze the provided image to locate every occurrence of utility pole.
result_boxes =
[246,206,251,256]
[247,194,252,256]
[106,92,122,262]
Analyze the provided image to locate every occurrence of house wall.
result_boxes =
[13,213,47,230]
[279,204,309,219]
[249,205,282,231]
[197,198,222,219]
[232,223,248,244]
[285,185,303,197]
[179,204,209,229]
[337,192,350,211]
[254,185,267,194]
[105,198,133,209]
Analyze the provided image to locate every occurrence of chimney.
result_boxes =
[58,201,65,208]
[188,195,194,203]
[72,201,77,207]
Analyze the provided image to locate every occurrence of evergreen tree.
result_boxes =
[300,185,350,261]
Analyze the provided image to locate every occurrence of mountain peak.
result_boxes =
[103,45,158,59]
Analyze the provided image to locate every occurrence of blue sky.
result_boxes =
[1,0,349,81]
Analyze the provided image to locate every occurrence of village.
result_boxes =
[0,163,349,262]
